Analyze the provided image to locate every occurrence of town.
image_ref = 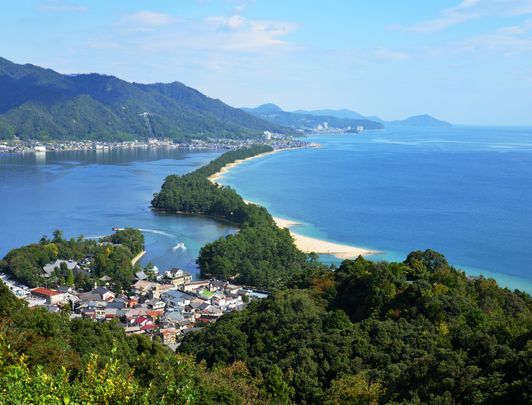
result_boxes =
[0,133,312,154]
[1,261,268,351]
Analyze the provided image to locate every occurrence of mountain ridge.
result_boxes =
[242,104,384,131]
[0,57,285,141]
[247,103,452,129]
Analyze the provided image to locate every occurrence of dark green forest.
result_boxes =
[1,248,530,403]
[0,57,285,141]
[181,251,532,404]
[152,145,310,288]
[0,228,144,292]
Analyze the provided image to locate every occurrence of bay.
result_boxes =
[220,126,532,293]
[0,147,234,277]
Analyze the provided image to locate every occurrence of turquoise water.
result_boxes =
[220,127,532,293]
[0,148,234,277]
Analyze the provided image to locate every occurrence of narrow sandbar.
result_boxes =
[273,217,379,259]
[208,146,378,260]
[208,149,286,184]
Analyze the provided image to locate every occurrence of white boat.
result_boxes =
[173,242,186,251]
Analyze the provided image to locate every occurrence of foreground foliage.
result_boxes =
[181,250,532,404]
[0,281,268,404]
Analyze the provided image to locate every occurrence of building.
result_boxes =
[181,280,210,293]
[161,290,195,309]
[164,268,192,287]
[30,288,65,305]
[146,298,166,310]
[92,286,115,301]
[42,260,78,278]
[132,280,156,296]
[159,328,178,346]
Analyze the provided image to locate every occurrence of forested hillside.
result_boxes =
[181,251,532,404]
[0,57,284,141]
[152,145,311,288]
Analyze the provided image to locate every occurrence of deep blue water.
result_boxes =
[220,127,532,293]
[0,148,234,277]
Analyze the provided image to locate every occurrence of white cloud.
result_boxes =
[206,14,246,30]
[111,12,296,53]
[40,0,87,13]
[429,19,532,56]
[117,11,178,32]
[409,0,532,32]
[373,47,409,61]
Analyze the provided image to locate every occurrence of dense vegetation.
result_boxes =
[0,57,285,141]
[0,282,269,404]
[0,228,144,291]
[152,145,311,288]
[181,250,532,404]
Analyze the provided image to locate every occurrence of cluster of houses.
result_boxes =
[2,265,267,350]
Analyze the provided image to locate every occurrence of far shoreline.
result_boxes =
[208,147,380,260]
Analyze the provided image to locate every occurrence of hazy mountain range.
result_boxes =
[244,104,451,130]
[242,104,384,131]
[0,57,284,141]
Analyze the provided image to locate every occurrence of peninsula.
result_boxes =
[207,147,378,259]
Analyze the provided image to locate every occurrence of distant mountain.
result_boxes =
[388,114,452,127]
[0,57,285,141]
[244,103,284,114]
[294,108,385,123]
[243,104,384,131]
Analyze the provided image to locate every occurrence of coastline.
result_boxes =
[209,148,379,260]
[273,216,379,258]
[208,148,290,183]
[131,250,146,266]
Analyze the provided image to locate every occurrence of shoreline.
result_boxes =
[131,250,146,266]
[272,217,379,259]
[208,148,296,183]
[209,148,379,260]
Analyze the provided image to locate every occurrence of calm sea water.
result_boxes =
[221,127,532,293]
[0,148,234,277]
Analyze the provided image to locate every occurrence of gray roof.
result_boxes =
[135,271,148,280]
[162,290,195,300]
[43,260,78,275]
[78,292,101,302]
[162,311,185,323]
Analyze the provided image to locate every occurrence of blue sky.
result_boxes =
[2,0,532,124]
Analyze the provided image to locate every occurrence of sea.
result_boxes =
[0,147,234,277]
[220,126,532,293]
[1,126,531,292]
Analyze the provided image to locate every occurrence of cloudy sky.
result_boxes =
[2,0,532,124]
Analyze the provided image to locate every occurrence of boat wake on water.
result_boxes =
[138,228,175,238]
[172,242,187,251]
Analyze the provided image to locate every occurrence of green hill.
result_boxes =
[0,57,285,141]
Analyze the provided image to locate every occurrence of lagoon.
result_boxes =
[0,147,234,277]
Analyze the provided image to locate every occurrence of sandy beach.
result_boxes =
[272,217,378,259]
[208,149,286,184]
[131,250,146,266]
[208,149,378,260]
